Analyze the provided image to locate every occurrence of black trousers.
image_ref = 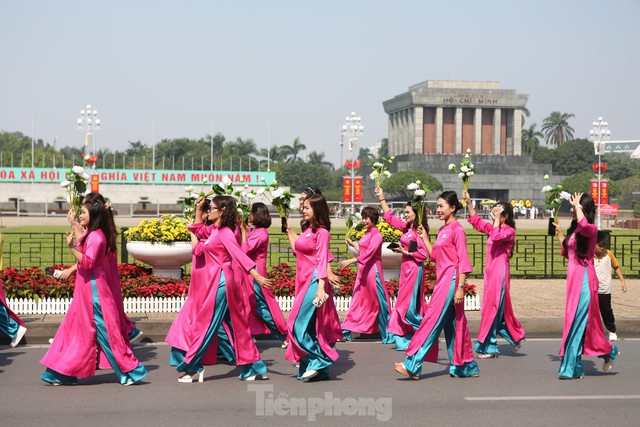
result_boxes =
[598,293,616,333]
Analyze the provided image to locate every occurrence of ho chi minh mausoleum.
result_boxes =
[383,80,563,208]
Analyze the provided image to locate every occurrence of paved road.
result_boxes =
[2,339,639,426]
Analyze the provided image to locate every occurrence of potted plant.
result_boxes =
[123,215,192,278]
[345,214,404,279]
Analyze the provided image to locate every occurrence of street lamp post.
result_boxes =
[77,104,101,162]
[342,111,364,213]
[589,116,611,229]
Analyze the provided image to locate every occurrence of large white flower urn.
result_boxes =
[126,241,192,279]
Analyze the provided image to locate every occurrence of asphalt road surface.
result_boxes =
[1,339,638,426]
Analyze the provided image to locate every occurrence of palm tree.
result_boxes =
[521,123,543,155]
[282,137,306,163]
[520,107,530,126]
[307,151,334,169]
[541,111,575,148]
[258,145,288,163]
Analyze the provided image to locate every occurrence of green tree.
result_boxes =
[273,162,334,193]
[282,137,306,163]
[521,123,543,155]
[307,151,334,169]
[381,169,442,200]
[562,172,621,198]
[541,111,575,148]
[533,139,594,176]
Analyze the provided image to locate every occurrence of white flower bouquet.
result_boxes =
[60,166,89,219]
[370,156,394,187]
[449,148,475,203]
[542,174,570,228]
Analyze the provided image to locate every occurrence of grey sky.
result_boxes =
[1,0,638,167]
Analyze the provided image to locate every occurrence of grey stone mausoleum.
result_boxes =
[382,80,562,208]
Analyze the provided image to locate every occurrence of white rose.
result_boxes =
[373,162,383,168]
[222,176,232,186]
[370,171,379,179]
[458,172,465,179]
[383,171,391,177]
[541,185,552,193]
[448,163,456,171]
[415,189,426,197]
[468,171,474,176]
[460,165,469,172]
[407,183,419,190]
[61,180,71,188]
[271,188,284,199]
[72,166,84,174]
[560,191,571,200]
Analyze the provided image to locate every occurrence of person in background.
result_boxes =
[594,230,627,341]
[374,186,429,351]
[463,192,525,358]
[555,193,618,379]
[394,191,479,380]
[241,202,288,347]
[339,206,392,343]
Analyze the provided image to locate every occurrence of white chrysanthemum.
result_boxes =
[407,183,419,190]
[61,180,71,188]
[560,191,571,200]
[541,185,553,193]
[373,162,383,168]
[458,172,465,179]
[448,163,456,171]
[72,166,84,174]
[383,170,391,177]
[460,165,469,173]
[415,189,425,197]
[370,171,379,179]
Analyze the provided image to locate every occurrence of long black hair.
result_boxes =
[250,202,272,229]
[83,192,117,253]
[212,195,238,231]
[78,198,116,253]
[301,194,331,233]
[496,201,516,230]
[562,193,596,259]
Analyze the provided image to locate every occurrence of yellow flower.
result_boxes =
[124,214,190,243]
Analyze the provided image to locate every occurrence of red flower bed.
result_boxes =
[1,261,476,300]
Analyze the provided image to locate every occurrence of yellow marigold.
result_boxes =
[124,214,190,243]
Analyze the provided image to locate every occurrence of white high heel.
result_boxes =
[242,373,269,381]
[178,370,205,383]
[11,325,27,347]
[301,369,318,380]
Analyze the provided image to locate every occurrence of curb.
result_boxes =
[7,318,640,345]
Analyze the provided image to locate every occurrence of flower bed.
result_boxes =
[2,261,479,312]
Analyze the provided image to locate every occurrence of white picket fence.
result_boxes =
[7,294,479,315]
